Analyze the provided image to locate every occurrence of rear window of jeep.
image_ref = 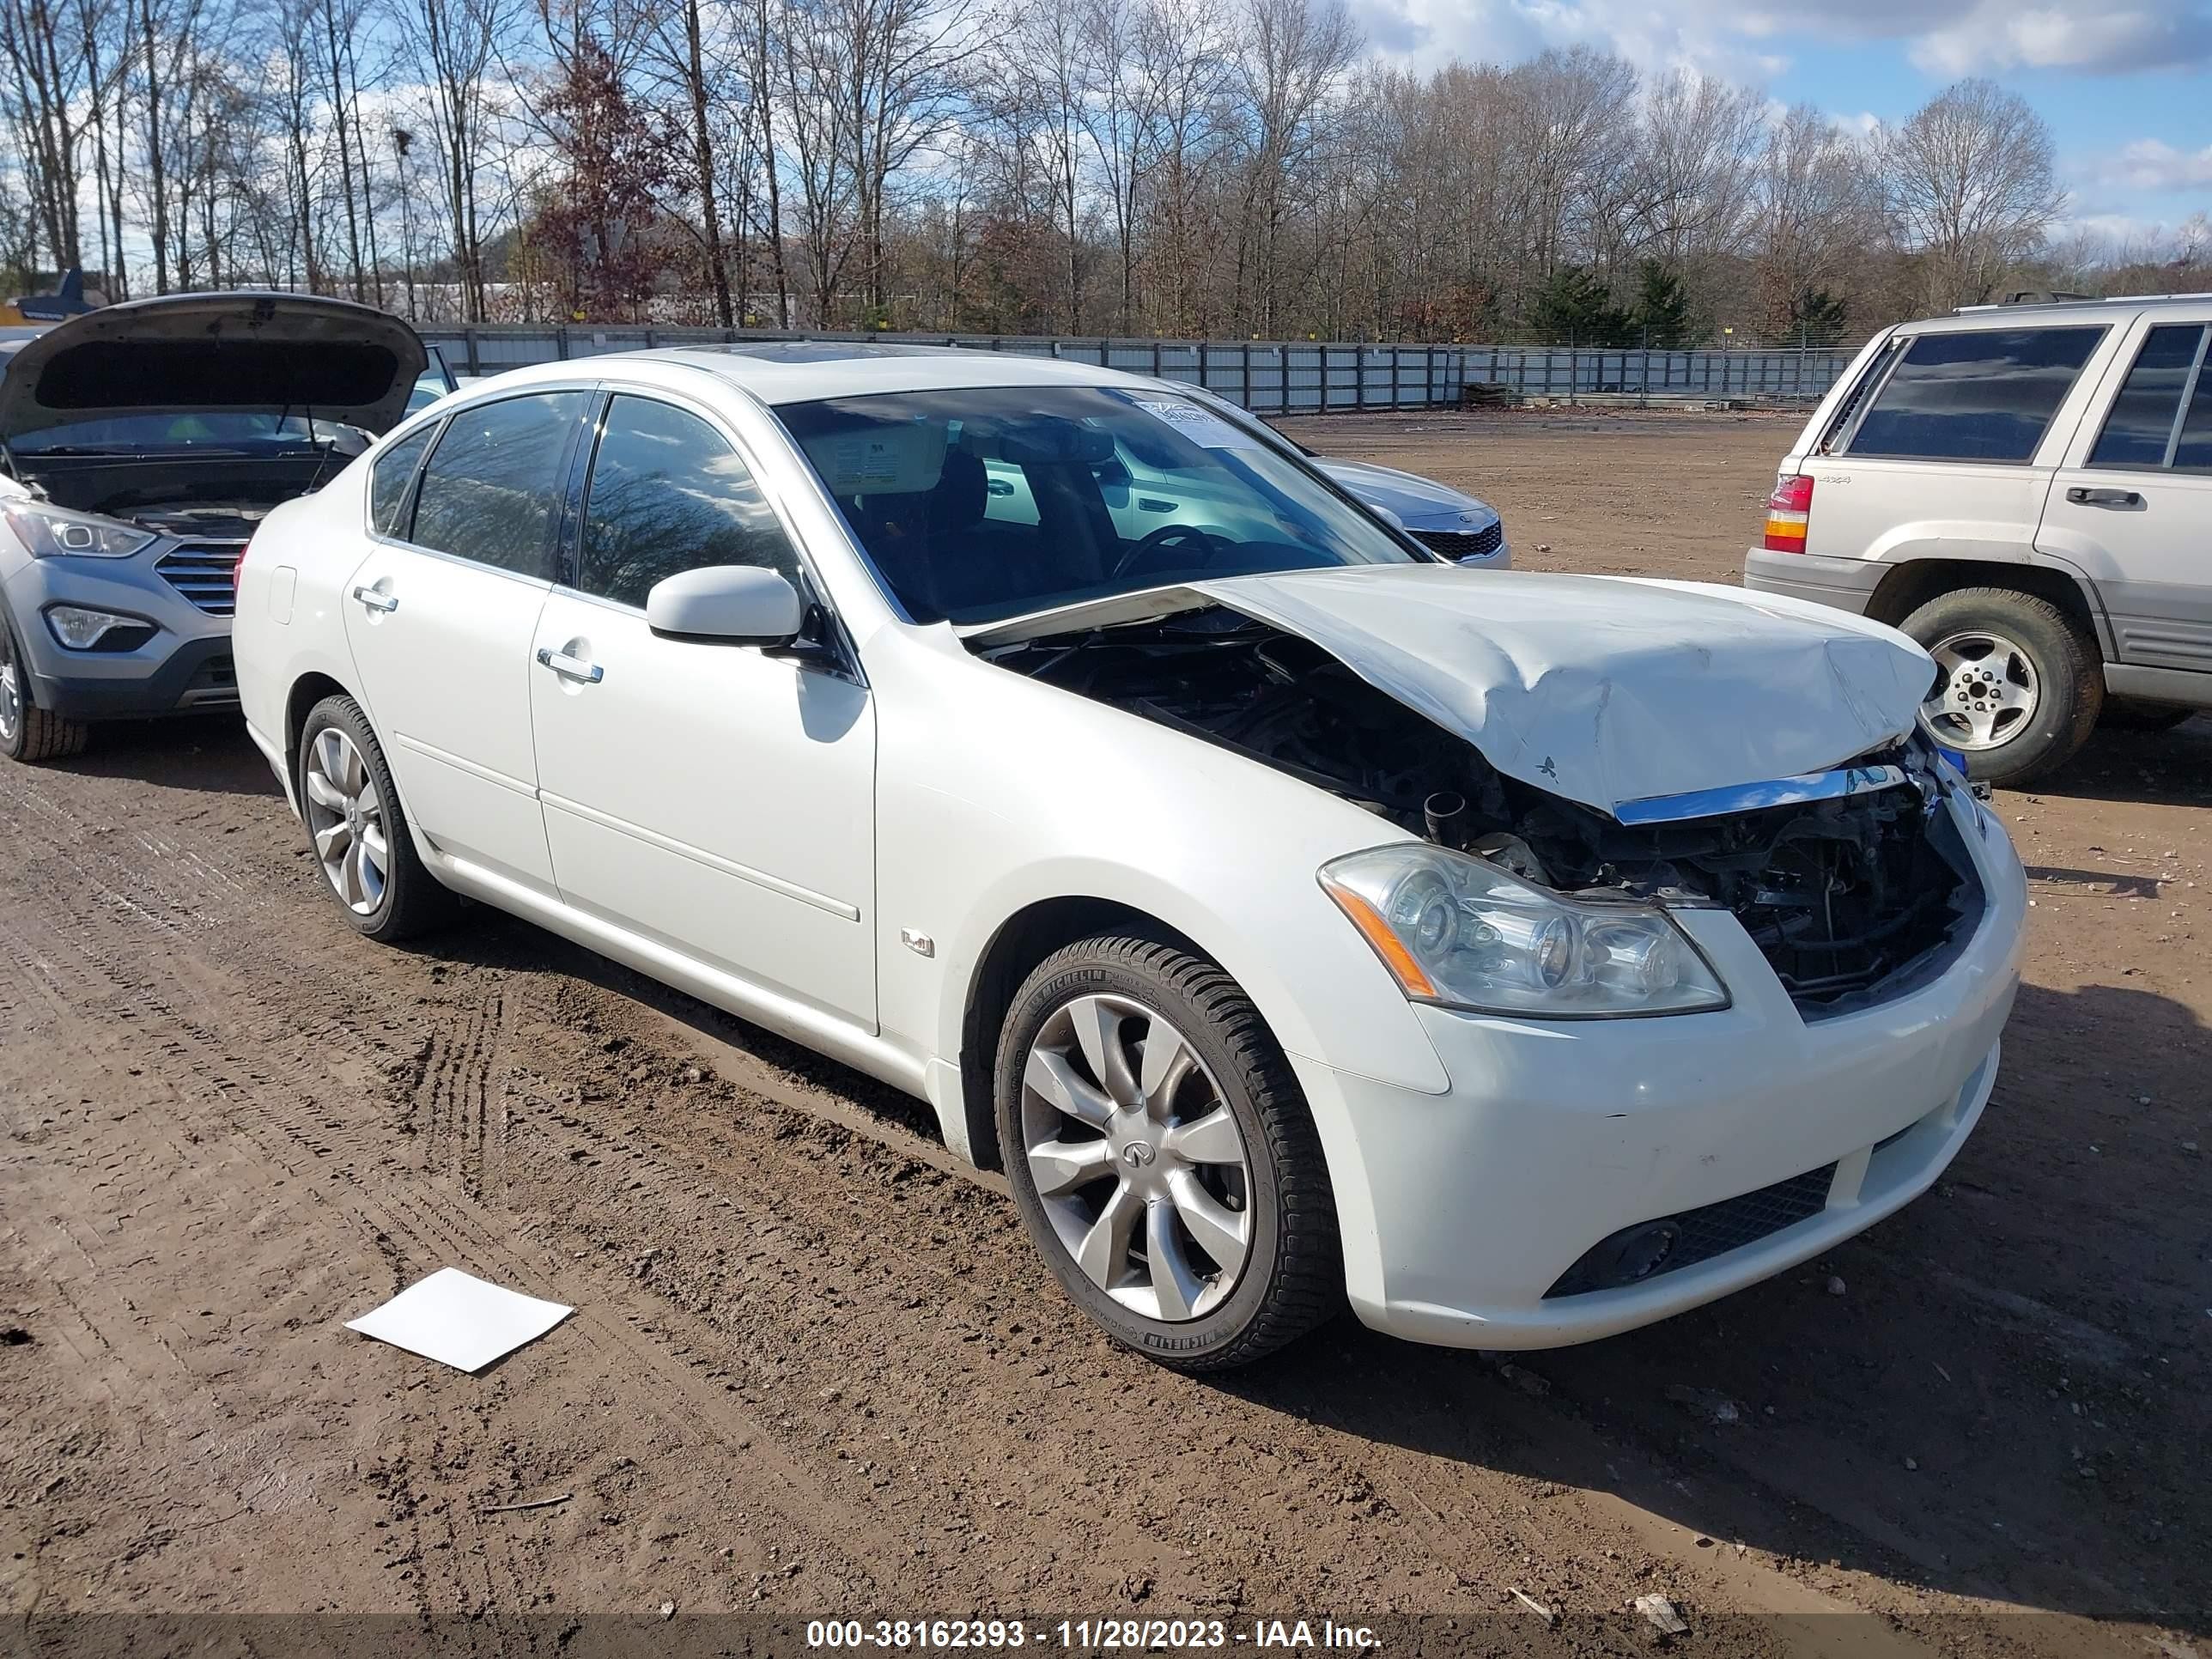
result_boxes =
[1848,326,2104,464]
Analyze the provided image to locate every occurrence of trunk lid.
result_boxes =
[0,291,428,441]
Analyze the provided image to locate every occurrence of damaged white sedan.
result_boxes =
[234,346,2026,1370]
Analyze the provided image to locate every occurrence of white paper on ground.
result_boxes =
[345,1267,573,1373]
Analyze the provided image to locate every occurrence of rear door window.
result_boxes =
[1848,326,2105,463]
[2088,325,2209,469]
[410,392,590,579]
[369,423,437,535]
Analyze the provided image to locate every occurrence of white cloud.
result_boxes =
[1909,0,2212,74]
[2080,137,2212,191]
[1358,0,1788,81]
[2058,211,2166,240]
[1352,0,2212,85]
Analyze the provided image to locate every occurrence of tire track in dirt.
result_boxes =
[0,776,911,1613]
[3,749,1849,1620]
[4,725,2193,1649]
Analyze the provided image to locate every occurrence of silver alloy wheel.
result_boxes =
[1020,993,1253,1322]
[1922,630,2040,751]
[0,629,18,745]
[302,726,391,915]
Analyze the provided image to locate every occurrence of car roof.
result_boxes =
[1893,292,2212,336]
[459,342,1169,406]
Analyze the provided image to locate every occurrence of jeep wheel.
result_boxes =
[1904,586,2101,787]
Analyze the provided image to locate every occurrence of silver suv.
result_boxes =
[1745,294,2210,784]
[0,293,428,763]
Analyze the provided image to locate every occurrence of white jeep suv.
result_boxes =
[1745,293,2211,784]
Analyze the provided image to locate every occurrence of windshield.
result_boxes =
[775,385,1425,624]
[9,412,372,458]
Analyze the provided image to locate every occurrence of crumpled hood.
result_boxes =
[1196,567,1934,813]
[1313,457,1499,532]
[0,291,428,440]
[967,565,1936,816]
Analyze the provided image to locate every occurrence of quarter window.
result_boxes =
[1848,327,2104,464]
[410,392,590,579]
[369,423,437,535]
[2088,325,2209,470]
[577,396,802,609]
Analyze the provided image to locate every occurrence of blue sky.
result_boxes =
[1354,0,2212,241]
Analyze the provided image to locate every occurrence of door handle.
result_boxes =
[350,583,398,612]
[536,646,605,684]
[2066,486,2142,507]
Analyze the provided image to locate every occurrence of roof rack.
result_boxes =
[1955,291,2212,313]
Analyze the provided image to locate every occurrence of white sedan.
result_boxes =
[234,345,2025,1370]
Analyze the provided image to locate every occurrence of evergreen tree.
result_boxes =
[1631,258,1691,347]
[1790,287,1850,345]
[1528,265,1632,345]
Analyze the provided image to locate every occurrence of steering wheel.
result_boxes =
[1112,523,1232,581]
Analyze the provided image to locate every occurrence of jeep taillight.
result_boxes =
[1763,474,1813,552]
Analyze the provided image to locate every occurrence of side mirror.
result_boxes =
[646,565,804,646]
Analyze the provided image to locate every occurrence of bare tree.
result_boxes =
[1881,77,2062,310]
[1749,103,1872,337]
[992,0,1089,328]
[1133,0,1228,333]
[313,0,373,296]
[397,0,518,319]
[738,0,793,324]
[1626,69,1764,268]
[0,0,88,270]
[635,0,739,325]
[1231,0,1357,334]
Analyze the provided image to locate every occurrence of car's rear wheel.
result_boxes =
[995,934,1341,1370]
[297,694,455,942]
[0,617,90,764]
[1903,586,2100,787]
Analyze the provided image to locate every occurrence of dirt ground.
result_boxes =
[3,410,2207,1656]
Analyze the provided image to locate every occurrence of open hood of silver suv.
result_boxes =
[0,292,429,441]
[966,565,1936,817]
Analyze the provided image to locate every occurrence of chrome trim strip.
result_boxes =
[1613,764,1911,827]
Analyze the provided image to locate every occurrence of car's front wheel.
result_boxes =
[0,616,90,764]
[296,694,456,941]
[995,934,1341,1370]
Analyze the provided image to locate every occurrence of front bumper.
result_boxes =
[1293,790,2027,1351]
[2,546,237,721]
[1741,548,1884,615]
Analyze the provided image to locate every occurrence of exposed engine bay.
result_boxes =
[988,606,1984,1014]
[11,453,349,533]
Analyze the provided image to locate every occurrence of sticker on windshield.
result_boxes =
[1132,399,1261,451]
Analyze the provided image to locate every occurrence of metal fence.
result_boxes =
[419,325,1851,410]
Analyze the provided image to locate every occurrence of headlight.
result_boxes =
[46,604,147,649]
[1,501,157,559]
[1320,844,1729,1018]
